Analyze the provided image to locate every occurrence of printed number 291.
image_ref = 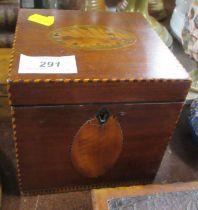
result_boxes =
[40,61,60,68]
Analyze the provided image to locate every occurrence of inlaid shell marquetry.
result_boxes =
[71,115,123,178]
[49,25,136,50]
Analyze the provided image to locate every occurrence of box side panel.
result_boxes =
[12,102,183,194]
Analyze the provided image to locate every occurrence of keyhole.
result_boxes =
[96,108,110,125]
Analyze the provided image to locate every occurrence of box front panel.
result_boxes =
[13,102,182,193]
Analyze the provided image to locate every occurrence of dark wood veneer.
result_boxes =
[9,9,190,194]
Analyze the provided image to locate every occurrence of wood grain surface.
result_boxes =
[13,102,182,193]
[1,0,198,209]
[71,115,123,178]
[10,10,189,81]
[7,8,190,194]
[9,9,190,105]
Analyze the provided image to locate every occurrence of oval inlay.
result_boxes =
[71,115,123,178]
[49,25,136,50]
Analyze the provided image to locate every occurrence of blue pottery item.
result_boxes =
[190,98,198,144]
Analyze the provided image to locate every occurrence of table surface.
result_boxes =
[2,0,198,209]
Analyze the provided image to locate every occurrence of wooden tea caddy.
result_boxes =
[8,9,190,194]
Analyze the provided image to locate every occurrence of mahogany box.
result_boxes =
[8,9,190,195]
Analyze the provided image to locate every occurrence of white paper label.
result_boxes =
[18,54,78,74]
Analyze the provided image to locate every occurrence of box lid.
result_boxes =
[8,9,190,106]
[0,48,11,97]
